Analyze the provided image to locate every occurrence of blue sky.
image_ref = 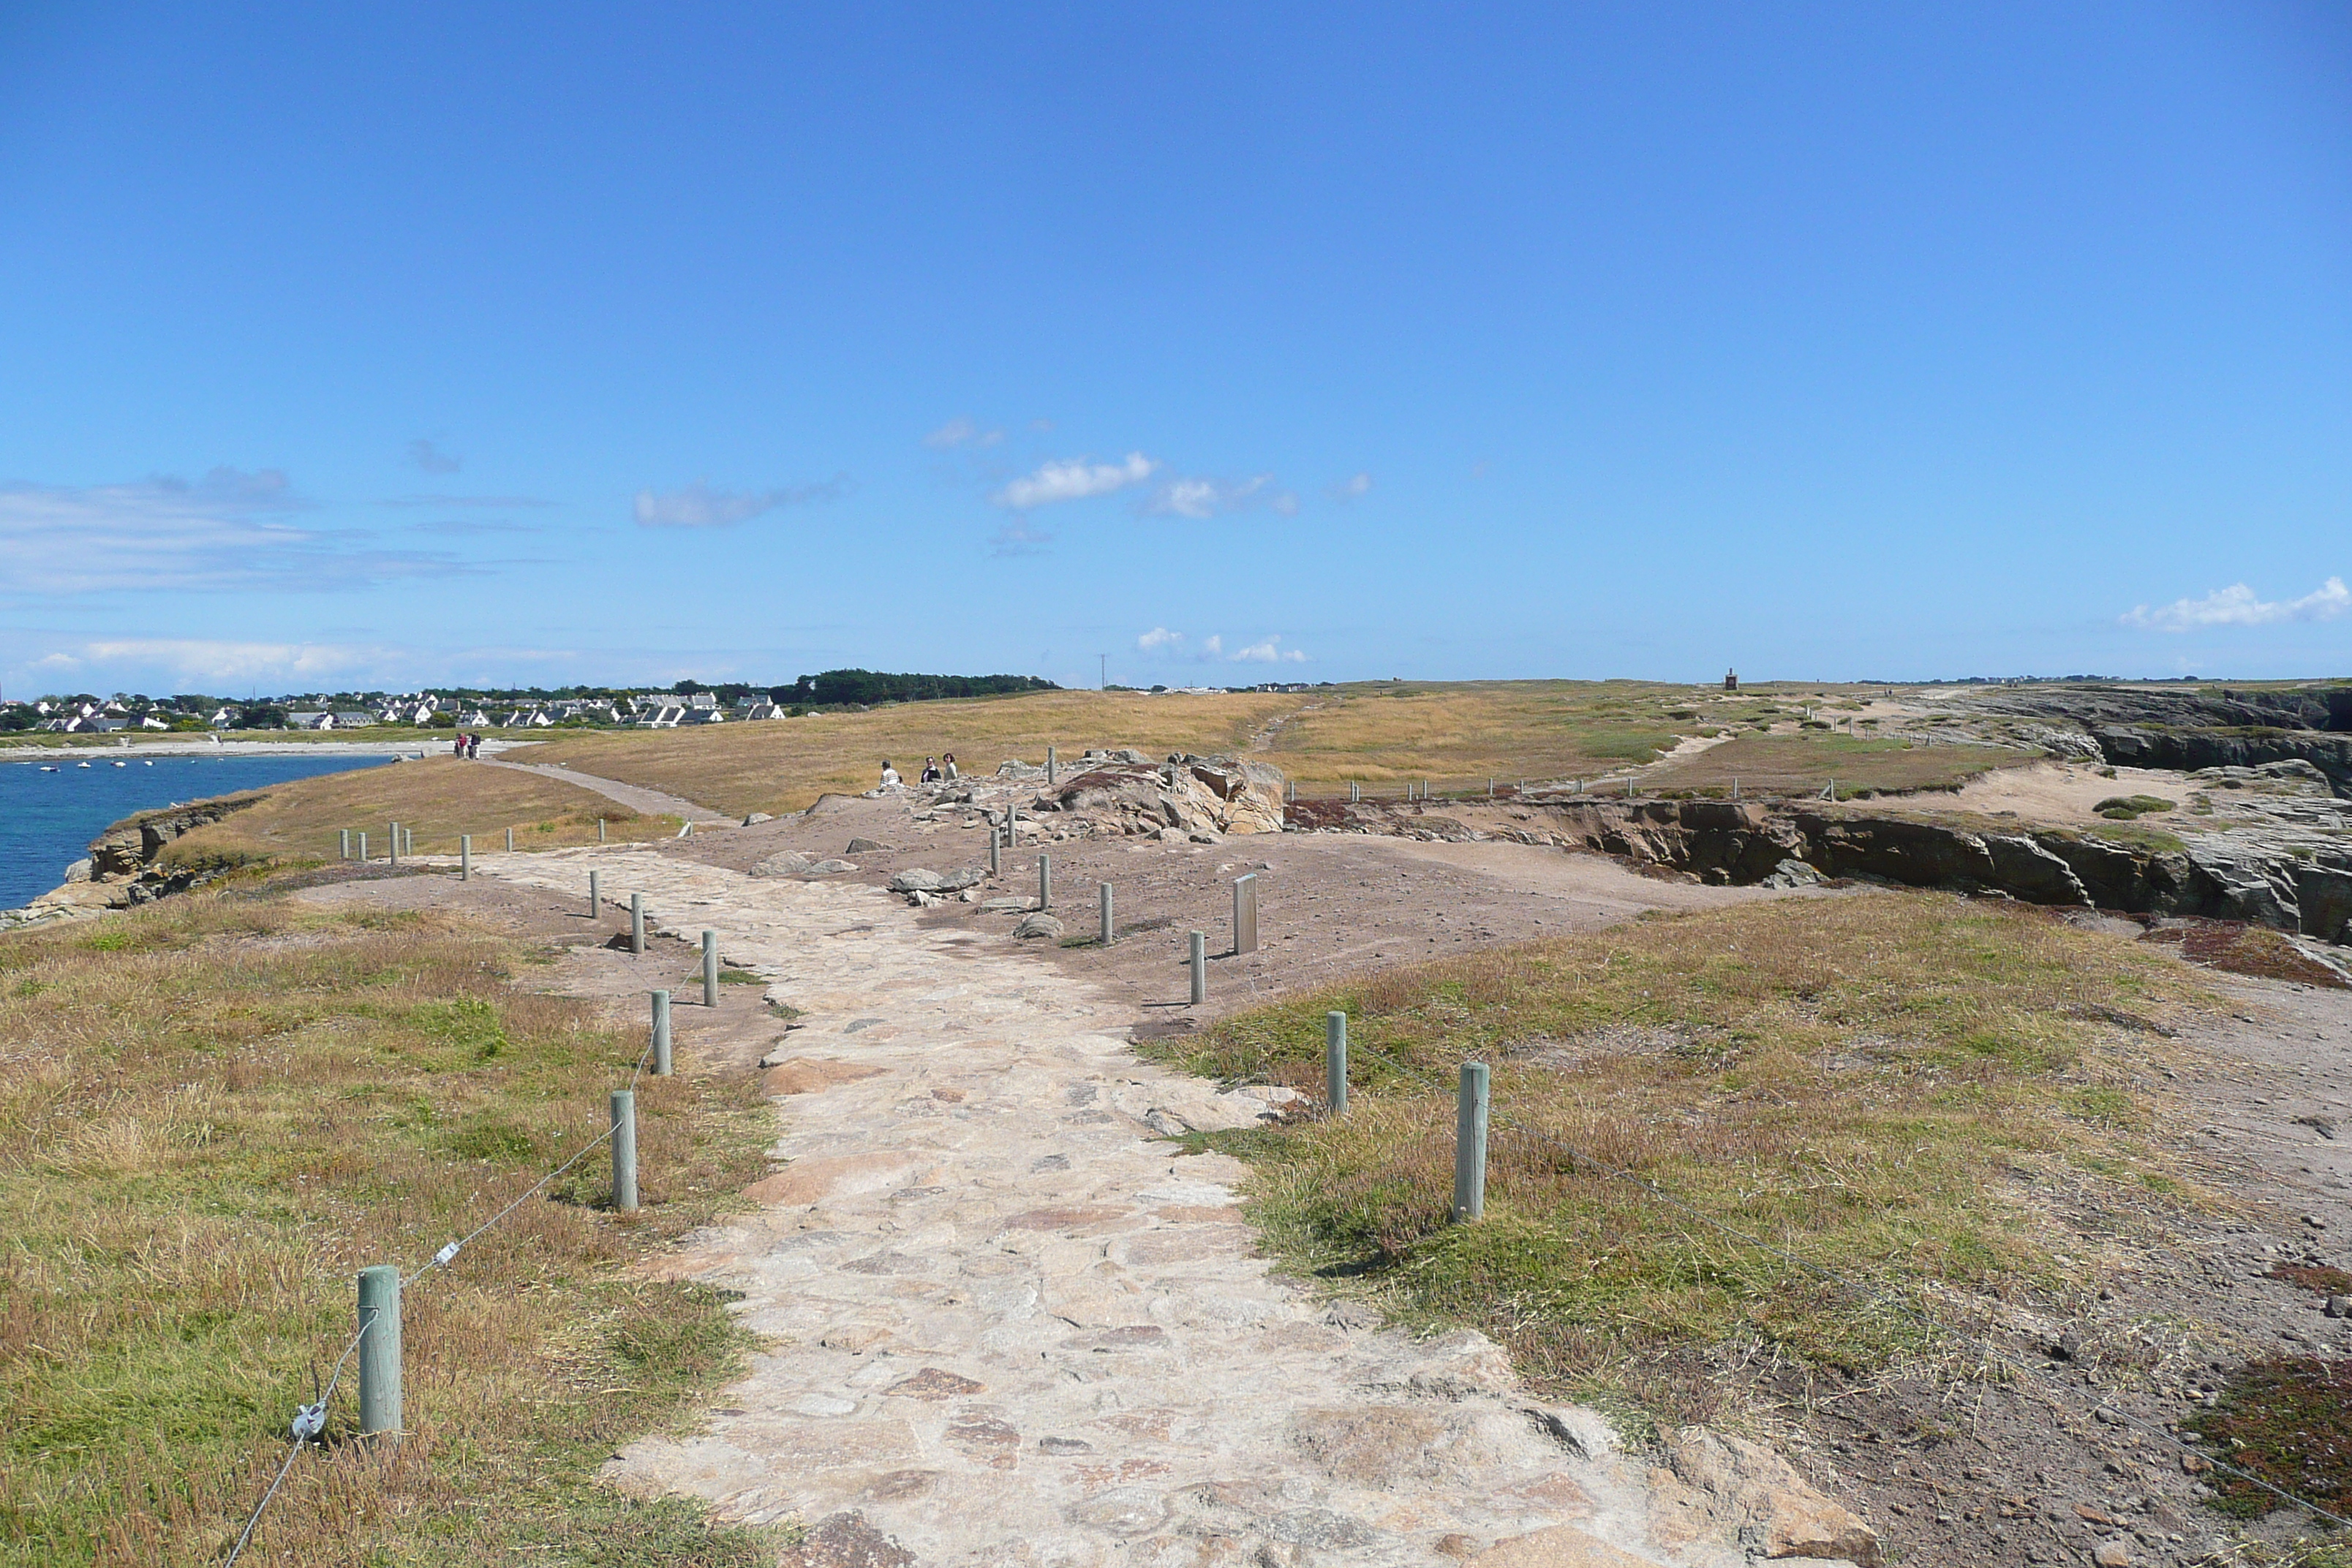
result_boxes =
[1,2,2345,695]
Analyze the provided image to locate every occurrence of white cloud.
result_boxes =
[0,469,463,595]
[69,638,389,685]
[1142,473,1295,520]
[924,416,1003,450]
[2122,576,2350,632]
[988,520,1053,557]
[1328,472,1372,502]
[406,438,462,475]
[992,453,1156,510]
[632,477,845,528]
[1137,627,1185,652]
[1200,634,1223,658]
[1230,635,1309,663]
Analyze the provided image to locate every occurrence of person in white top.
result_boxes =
[878,760,902,788]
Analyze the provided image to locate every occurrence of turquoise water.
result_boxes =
[0,753,392,909]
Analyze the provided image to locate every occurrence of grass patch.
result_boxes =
[2095,794,2176,820]
[2187,1358,2352,1519]
[0,888,776,1567]
[154,758,677,867]
[1648,733,2022,797]
[1145,890,2213,1416]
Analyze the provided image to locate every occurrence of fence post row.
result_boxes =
[610,1090,637,1212]
[1325,1011,1348,1117]
[356,1264,402,1440]
[1452,1062,1490,1223]
[651,989,672,1076]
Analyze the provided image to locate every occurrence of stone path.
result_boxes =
[468,844,1861,1568]
[480,757,734,824]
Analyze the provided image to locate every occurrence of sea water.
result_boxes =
[0,753,392,910]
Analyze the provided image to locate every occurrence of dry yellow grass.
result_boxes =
[1646,732,2026,796]
[0,891,774,1567]
[1262,681,1692,790]
[157,758,677,868]
[520,689,1306,817]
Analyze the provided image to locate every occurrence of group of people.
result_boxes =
[877,752,957,789]
[450,732,482,760]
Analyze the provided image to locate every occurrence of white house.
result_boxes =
[634,705,685,729]
[284,712,332,730]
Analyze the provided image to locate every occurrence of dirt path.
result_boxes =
[480,756,734,824]
[456,843,1861,1567]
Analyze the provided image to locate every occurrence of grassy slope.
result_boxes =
[1647,732,2024,795]
[1262,681,1686,788]
[159,758,679,867]
[520,689,1305,817]
[1145,891,2214,1420]
[0,891,774,1567]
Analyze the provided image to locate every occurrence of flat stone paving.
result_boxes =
[467,844,1752,1568]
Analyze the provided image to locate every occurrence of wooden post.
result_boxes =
[1188,930,1206,1006]
[630,893,645,955]
[339,829,350,860]
[1098,882,1114,946]
[505,827,514,851]
[1037,853,1051,912]
[358,831,368,861]
[651,990,671,1076]
[701,930,718,1007]
[1047,745,1057,785]
[989,821,1000,877]
[588,870,600,917]
[459,834,471,881]
[388,822,399,867]
[1326,1011,1348,1116]
[598,818,606,843]
[1232,873,1257,954]
[610,1090,637,1212]
[357,1264,402,1439]
[1453,1063,1490,1223]
[1349,782,1360,804]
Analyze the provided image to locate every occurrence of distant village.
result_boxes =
[0,669,1327,736]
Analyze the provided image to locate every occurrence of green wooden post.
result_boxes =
[1453,1063,1490,1223]
[1326,1011,1348,1116]
[357,1264,402,1439]
[459,834,470,881]
[1098,882,1114,946]
[701,930,718,1007]
[610,1090,637,1212]
[1037,853,1051,911]
[630,893,645,955]
[1188,930,1206,1006]
[651,990,671,1076]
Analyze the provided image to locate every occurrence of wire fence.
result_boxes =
[1297,1011,2352,1534]
[218,1029,658,1566]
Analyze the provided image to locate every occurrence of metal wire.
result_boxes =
[219,1033,658,1561]
[1319,1028,2352,1533]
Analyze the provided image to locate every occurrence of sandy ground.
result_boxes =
[652,792,1787,1029]
[1889,760,2203,828]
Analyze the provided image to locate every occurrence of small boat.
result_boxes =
[111,760,127,767]
[75,761,91,769]
[37,764,57,772]
[143,760,154,766]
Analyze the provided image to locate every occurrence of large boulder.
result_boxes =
[1650,1427,1880,1565]
[1028,754,1290,837]
[886,867,985,893]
